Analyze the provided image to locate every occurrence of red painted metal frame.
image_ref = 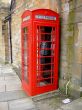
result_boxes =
[21,9,59,96]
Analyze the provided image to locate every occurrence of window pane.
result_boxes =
[36,26,55,86]
[23,27,29,83]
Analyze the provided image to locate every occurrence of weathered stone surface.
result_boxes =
[0,90,27,102]
[4,75,19,80]
[0,102,8,110]
[0,64,27,102]
[6,83,22,91]
[59,0,82,97]
[0,84,5,92]
[58,97,82,110]
[74,23,82,64]
[0,0,82,99]
[9,98,35,110]
[76,0,82,8]
[72,63,82,79]
[0,20,5,62]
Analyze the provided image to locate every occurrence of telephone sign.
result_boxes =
[35,15,56,20]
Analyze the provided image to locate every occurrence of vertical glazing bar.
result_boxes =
[38,26,40,74]
[53,27,55,83]
[37,26,39,79]
[51,29,52,84]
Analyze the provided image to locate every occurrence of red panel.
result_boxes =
[32,22,59,96]
[21,9,59,96]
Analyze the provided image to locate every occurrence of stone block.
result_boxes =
[0,80,5,85]
[0,84,5,92]
[77,53,82,64]
[74,45,82,64]
[0,76,4,80]
[61,11,69,25]
[61,0,80,12]
[76,0,82,8]
[2,69,14,73]
[6,83,22,91]
[9,98,35,110]
[59,79,66,93]
[2,72,16,77]
[0,90,27,102]
[75,7,82,23]
[4,75,19,80]
[0,102,8,110]
[5,78,21,84]
[75,23,82,46]
[60,98,82,110]
[61,24,74,46]
[61,6,81,25]
[72,63,82,79]
[60,44,67,57]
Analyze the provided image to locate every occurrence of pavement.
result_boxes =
[0,63,82,110]
[56,98,82,110]
[0,64,36,110]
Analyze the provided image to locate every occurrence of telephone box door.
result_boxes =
[33,22,59,94]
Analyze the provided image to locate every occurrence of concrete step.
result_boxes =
[32,90,60,101]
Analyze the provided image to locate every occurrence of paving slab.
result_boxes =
[5,78,21,84]
[0,73,3,76]
[57,97,82,110]
[0,80,5,85]
[0,72,17,77]
[1,68,14,73]
[0,64,78,110]
[0,84,5,92]
[0,90,27,102]
[0,76,4,80]
[9,98,36,110]
[0,102,8,110]
[37,103,53,110]
[0,79,21,86]
[6,83,22,91]
[5,76,19,80]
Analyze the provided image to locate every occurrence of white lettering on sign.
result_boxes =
[23,16,30,22]
[35,15,56,20]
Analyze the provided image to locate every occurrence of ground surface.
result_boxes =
[0,64,82,110]
[0,64,36,110]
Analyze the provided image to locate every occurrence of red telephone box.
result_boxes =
[21,9,59,96]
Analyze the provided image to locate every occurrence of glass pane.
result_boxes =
[37,78,52,86]
[36,26,55,86]
[23,27,29,83]
[24,66,28,81]
[23,27,28,34]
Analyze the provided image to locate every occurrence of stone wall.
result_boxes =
[59,0,82,98]
[0,19,5,62]
[0,2,10,63]
[9,0,82,97]
[0,0,82,98]
[11,0,59,74]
